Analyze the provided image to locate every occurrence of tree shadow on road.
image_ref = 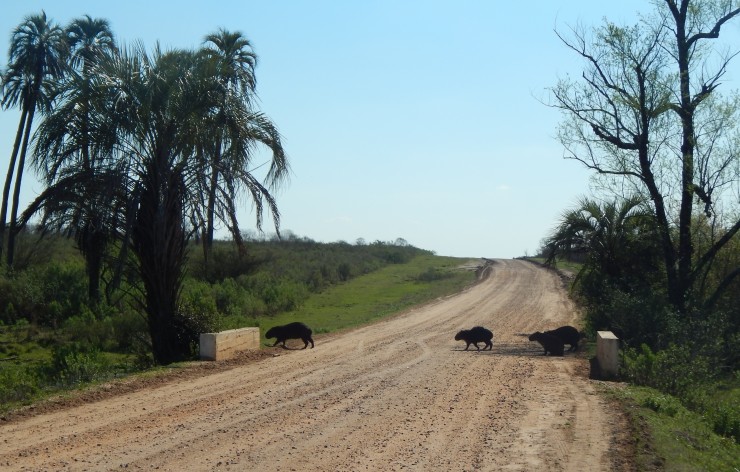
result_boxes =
[452,341,576,358]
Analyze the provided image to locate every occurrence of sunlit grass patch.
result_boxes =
[253,255,477,342]
[609,385,740,471]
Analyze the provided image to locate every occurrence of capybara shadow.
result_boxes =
[265,322,314,349]
[455,326,493,351]
[528,331,564,356]
[544,325,581,352]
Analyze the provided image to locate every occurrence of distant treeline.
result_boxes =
[0,229,430,330]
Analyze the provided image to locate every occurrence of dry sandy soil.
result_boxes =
[0,259,633,471]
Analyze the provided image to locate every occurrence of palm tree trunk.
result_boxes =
[206,140,222,250]
[107,189,138,303]
[135,161,190,365]
[0,108,28,262]
[7,105,37,267]
[82,218,106,306]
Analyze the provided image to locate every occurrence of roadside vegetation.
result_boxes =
[1,12,289,366]
[0,8,480,423]
[0,231,476,414]
[541,0,740,468]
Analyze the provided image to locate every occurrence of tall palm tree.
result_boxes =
[98,43,288,364]
[55,43,201,363]
[26,36,289,364]
[198,30,289,265]
[0,11,66,267]
[65,15,116,168]
[30,16,117,304]
[202,28,257,101]
[69,16,117,303]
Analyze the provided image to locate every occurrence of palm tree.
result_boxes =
[65,15,116,168]
[65,16,117,303]
[29,16,117,305]
[545,196,658,280]
[198,30,289,266]
[202,28,257,102]
[25,34,289,363]
[0,11,66,267]
[95,43,288,364]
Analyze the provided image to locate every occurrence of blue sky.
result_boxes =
[0,1,714,258]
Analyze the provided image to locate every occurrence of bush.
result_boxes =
[622,344,715,398]
[706,401,740,443]
[623,344,740,443]
[235,273,309,315]
[63,309,116,350]
[0,365,40,405]
[179,281,221,334]
[109,308,148,351]
[673,310,740,376]
[580,282,673,348]
[0,262,88,327]
[642,393,683,417]
[48,342,110,387]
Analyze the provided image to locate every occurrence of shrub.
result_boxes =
[0,262,88,327]
[63,308,116,350]
[338,262,351,281]
[642,393,683,417]
[48,342,110,387]
[179,281,221,334]
[622,344,740,443]
[580,283,673,348]
[236,273,309,315]
[110,308,149,351]
[0,365,40,405]
[706,401,740,443]
[622,344,714,398]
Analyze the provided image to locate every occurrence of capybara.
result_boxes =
[544,325,581,352]
[265,322,314,349]
[455,326,494,351]
[528,331,564,356]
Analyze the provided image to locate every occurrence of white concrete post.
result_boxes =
[199,327,260,361]
[596,331,619,379]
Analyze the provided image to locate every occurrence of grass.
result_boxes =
[1,254,478,413]
[608,384,740,471]
[4,254,738,472]
[0,321,142,413]
[525,256,583,275]
[228,254,478,343]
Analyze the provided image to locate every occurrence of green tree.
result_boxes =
[549,0,740,313]
[95,43,287,364]
[0,11,66,267]
[545,196,658,280]
[197,29,289,267]
[18,20,288,364]
[545,197,669,346]
[27,15,118,305]
[65,15,116,169]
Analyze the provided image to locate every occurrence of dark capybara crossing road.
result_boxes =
[544,325,581,352]
[265,321,315,349]
[454,325,494,351]
[528,331,565,356]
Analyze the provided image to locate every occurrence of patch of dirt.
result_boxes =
[0,259,634,471]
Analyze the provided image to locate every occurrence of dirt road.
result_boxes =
[1,259,627,471]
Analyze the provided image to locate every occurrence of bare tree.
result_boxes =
[550,0,740,313]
